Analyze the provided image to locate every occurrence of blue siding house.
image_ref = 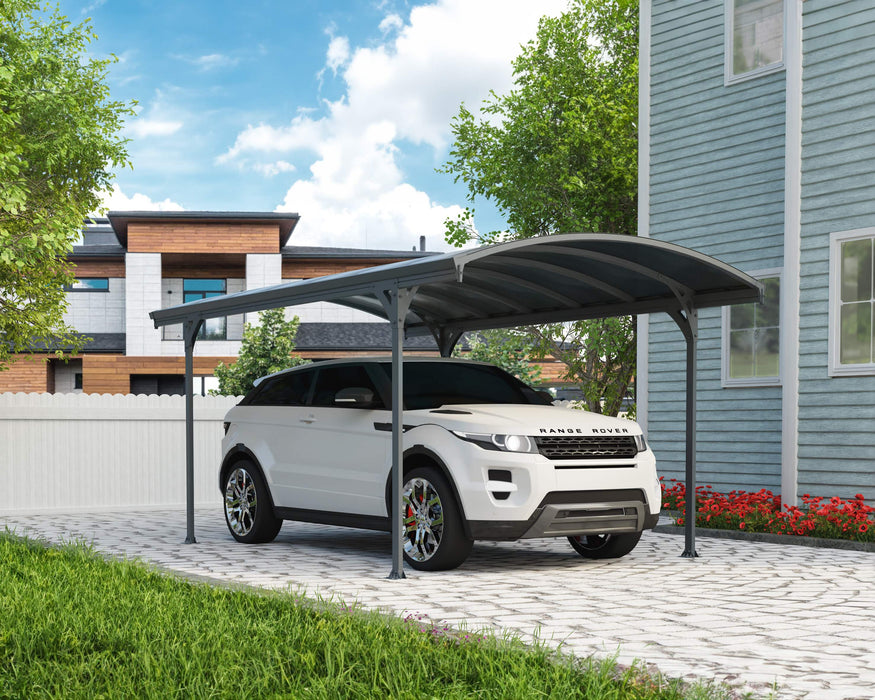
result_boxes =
[639,0,875,502]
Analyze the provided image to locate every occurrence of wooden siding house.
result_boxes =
[639,0,875,501]
[0,212,433,395]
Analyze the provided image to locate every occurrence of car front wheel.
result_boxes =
[401,467,473,571]
[567,531,642,559]
[223,460,282,544]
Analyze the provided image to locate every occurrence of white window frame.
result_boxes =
[828,228,875,377]
[725,0,786,85]
[722,268,783,387]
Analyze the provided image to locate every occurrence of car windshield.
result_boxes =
[380,362,550,410]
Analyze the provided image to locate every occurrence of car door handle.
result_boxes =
[300,415,316,424]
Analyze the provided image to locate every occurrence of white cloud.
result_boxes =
[253,160,296,177]
[98,184,185,212]
[193,53,239,71]
[278,182,463,252]
[125,92,186,139]
[325,36,351,74]
[275,119,463,250]
[379,13,403,34]
[219,114,327,163]
[222,0,568,250]
[126,118,183,138]
[81,0,107,15]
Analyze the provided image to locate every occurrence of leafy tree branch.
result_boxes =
[440,0,638,415]
[213,309,309,396]
[1,0,134,369]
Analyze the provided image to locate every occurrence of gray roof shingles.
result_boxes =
[295,323,438,350]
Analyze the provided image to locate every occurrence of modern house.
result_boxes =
[0,211,436,395]
[639,0,875,501]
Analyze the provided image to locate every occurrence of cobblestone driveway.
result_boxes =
[3,506,873,699]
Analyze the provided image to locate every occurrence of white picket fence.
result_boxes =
[0,392,241,515]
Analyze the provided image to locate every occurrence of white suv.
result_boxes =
[220,357,660,571]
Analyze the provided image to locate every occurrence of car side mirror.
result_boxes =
[334,387,375,407]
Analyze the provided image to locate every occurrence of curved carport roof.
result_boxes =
[151,233,762,576]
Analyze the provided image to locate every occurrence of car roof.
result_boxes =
[253,356,492,386]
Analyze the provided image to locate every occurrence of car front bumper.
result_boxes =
[408,425,661,540]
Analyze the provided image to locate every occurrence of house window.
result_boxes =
[726,0,784,84]
[183,279,226,340]
[66,278,109,292]
[129,374,219,396]
[722,271,781,386]
[829,230,875,376]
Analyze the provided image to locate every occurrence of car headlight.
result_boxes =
[452,431,538,454]
[634,434,648,453]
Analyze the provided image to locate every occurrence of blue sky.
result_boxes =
[59,0,569,251]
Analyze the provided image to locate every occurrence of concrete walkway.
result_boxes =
[3,506,874,699]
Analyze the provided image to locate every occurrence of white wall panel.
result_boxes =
[0,393,240,514]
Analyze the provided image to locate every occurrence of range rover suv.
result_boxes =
[220,357,660,571]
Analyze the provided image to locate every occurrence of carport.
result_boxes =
[150,233,762,577]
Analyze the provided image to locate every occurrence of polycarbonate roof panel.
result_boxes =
[150,233,762,337]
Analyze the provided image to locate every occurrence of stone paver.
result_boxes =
[3,506,874,699]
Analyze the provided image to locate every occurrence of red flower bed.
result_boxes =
[660,478,875,543]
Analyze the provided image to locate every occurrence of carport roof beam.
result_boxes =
[151,233,761,332]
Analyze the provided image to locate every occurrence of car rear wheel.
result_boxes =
[401,467,473,571]
[567,531,641,559]
[223,460,282,544]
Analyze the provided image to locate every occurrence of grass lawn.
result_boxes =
[0,533,744,699]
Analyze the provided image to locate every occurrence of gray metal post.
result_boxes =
[389,290,405,578]
[681,312,698,558]
[669,307,699,558]
[379,286,417,579]
[182,319,202,545]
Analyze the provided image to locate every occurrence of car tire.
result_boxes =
[401,467,473,571]
[567,531,642,559]
[223,460,282,544]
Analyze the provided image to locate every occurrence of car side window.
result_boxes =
[311,365,385,409]
[378,362,547,409]
[248,370,314,406]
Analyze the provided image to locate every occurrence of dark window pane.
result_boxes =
[730,303,755,330]
[251,371,314,406]
[729,329,755,378]
[130,374,186,396]
[756,277,781,327]
[732,0,783,75]
[382,362,547,410]
[184,279,226,293]
[181,279,227,340]
[841,239,873,303]
[840,302,873,364]
[755,328,780,376]
[312,365,383,408]
[728,275,780,379]
[202,317,226,340]
[68,278,109,291]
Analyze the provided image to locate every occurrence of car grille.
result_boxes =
[535,435,638,460]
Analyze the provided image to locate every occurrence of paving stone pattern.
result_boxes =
[3,507,874,699]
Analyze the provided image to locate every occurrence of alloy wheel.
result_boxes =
[225,467,257,537]
[402,476,444,562]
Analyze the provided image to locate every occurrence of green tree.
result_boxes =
[213,309,309,396]
[441,0,638,415]
[453,329,542,386]
[0,0,133,369]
